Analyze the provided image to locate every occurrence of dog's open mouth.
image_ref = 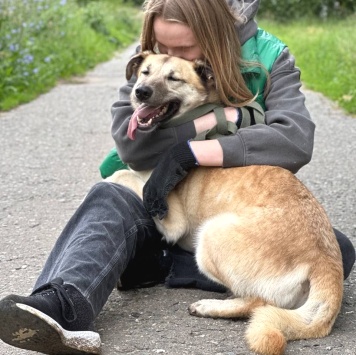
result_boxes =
[127,101,180,140]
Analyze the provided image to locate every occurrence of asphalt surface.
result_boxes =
[0,43,355,355]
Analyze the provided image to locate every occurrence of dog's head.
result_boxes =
[126,51,219,140]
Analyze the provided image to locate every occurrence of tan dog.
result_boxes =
[126,51,218,140]
[107,52,343,355]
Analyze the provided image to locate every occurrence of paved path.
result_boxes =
[0,43,355,354]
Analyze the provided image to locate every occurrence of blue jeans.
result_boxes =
[34,182,165,317]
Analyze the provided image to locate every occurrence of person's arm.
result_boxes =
[177,48,314,173]
[216,47,315,173]
[189,140,224,166]
[187,48,315,172]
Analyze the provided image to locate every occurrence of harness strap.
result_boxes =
[160,103,237,141]
[194,107,237,141]
[160,103,220,128]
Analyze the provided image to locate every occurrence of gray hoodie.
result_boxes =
[111,0,314,173]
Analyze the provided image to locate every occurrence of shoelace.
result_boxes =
[33,278,78,323]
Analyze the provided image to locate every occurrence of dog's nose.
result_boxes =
[135,86,153,101]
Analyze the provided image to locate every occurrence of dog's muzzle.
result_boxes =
[135,86,153,101]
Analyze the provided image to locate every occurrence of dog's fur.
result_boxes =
[107,52,343,355]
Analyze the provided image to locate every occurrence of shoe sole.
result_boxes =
[0,299,101,354]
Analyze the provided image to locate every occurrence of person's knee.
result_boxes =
[90,181,130,198]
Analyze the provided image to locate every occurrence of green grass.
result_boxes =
[2,2,355,116]
[0,0,142,111]
[259,15,356,115]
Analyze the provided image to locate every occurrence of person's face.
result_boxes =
[153,16,203,61]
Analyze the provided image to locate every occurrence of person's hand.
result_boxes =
[143,141,198,219]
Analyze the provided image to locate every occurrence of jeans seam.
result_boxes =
[84,224,138,299]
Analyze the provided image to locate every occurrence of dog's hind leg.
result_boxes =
[194,212,257,290]
[189,213,267,319]
[190,213,267,318]
[189,297,265,319]
[192,214,343,355]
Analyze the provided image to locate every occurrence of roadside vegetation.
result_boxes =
[1,0,355,115]
[0,0,141,111]
[259,15,356,115]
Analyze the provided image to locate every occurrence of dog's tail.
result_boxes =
[245,259,343,355]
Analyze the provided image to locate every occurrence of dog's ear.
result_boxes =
[126,51,153,80]
[194,60,215,87]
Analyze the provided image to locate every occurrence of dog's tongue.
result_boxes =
[127,116,138,140]
[127,104,161,140]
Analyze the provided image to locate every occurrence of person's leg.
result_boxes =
[118,239,172,291]
[334,228,355,280]
[0,182,163,354]
[34,181,164,315]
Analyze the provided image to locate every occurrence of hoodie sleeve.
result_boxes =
[218,47,315,173]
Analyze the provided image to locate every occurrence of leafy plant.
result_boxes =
[259,16,356,114]
[0,0,141,111]
[259,0,355,21]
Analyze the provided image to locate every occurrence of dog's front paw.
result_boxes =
[189,300,216,318]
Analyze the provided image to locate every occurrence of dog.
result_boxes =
[107,52,343,355]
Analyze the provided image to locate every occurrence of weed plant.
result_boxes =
[0,0,141,111]
[259,15,356,115]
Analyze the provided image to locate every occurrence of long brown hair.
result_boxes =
[141,0,255,107]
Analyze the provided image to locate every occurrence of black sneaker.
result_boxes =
[0,278,101,354]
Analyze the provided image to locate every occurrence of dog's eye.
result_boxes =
[141,69,149,76]
[168,75,181,82]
